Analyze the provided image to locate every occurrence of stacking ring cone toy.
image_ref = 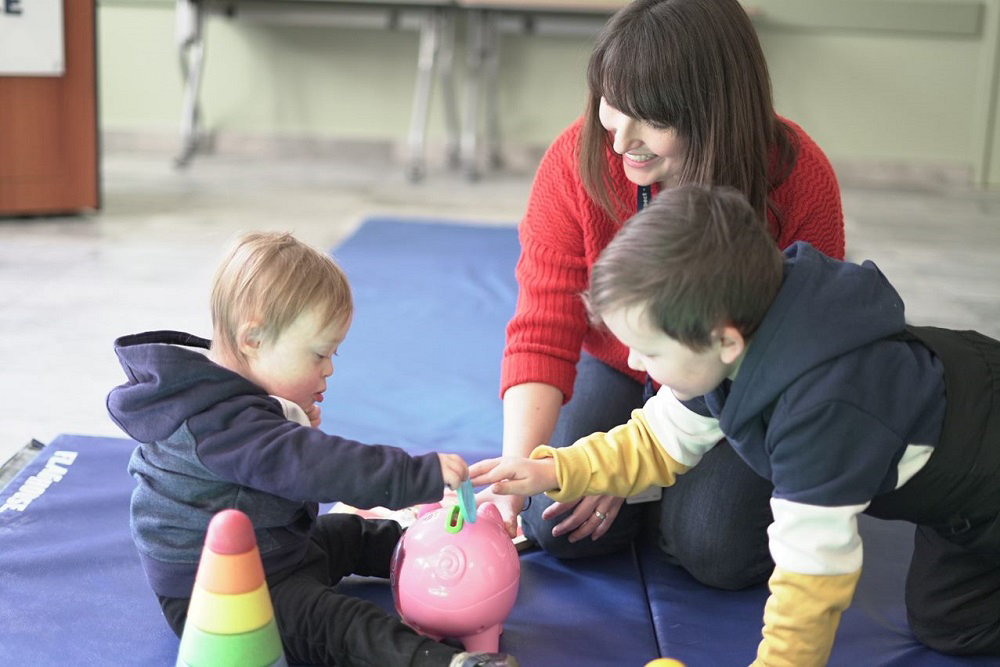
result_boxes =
[176,509,288,667]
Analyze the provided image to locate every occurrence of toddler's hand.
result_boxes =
[304,403,321,428]
[437,453,469,491]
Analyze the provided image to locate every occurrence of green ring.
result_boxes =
[444,504,464,533]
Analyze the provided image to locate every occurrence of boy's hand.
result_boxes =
[304,403,322,428]
[469,456,558,497]
[437,453,469,491]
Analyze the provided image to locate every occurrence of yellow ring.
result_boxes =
[187,582,275,635]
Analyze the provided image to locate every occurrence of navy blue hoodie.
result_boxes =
[689,242,946,510]
[107,331,445,597]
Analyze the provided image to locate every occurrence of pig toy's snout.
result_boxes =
[433,545,467,582]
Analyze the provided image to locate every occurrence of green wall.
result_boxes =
[99,1,1000,186]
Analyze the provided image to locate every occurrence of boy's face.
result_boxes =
[243,304,349,414]
[603,304,742,402]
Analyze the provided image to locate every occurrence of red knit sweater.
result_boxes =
[501,116,845,401]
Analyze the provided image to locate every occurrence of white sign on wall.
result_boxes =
[0,0,65,76]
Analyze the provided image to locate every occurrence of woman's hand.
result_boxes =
[543,494,624,543]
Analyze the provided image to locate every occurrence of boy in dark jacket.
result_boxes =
[108,231,517,667]
[471,185,999,666]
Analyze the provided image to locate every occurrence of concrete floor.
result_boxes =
[1,148,998,476]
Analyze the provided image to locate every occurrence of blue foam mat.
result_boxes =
[0,434,659,666]
[638,515,996,666]
[0,435,178,665]
[323,217,521,459]
[338,547,660,666]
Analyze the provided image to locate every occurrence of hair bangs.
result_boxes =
[588,9,687,131]
[262,252,352,342]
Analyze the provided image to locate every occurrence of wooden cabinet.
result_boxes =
[0,0,99,215]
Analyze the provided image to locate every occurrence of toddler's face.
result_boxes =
[245,304,349,414]
[603,303,734,402]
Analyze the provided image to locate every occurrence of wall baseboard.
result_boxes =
[102,129,549,175]
[831,159,974,192]
[102,129,976,190]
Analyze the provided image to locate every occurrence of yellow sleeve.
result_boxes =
[529,409,690,502]
[751,567,861,667]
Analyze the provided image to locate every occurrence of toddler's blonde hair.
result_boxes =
[211,231,352,365]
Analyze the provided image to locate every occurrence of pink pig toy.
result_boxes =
[390,501,520,653]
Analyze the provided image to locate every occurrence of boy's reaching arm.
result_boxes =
[543,387,725,500]
[532,409,690,500]
[468,456,558,497]
[472,396,723,501]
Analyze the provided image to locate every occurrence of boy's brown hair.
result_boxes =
[585,185,783,351]
[211,231,353,364]
[579,0,796,227]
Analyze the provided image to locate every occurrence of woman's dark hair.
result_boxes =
[579,0,797,229]
[585,185,784,351]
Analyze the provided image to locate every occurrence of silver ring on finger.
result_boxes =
[593,508,607,521]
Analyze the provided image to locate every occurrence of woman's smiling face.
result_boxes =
[598,97,689,188]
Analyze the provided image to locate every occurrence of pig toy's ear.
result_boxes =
[477,501,502,525]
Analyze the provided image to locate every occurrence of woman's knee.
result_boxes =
[521,497,641,560]
[550,354,644,447]
[659,532,772,590]
[656,446,773,589]
[529,525,628,560]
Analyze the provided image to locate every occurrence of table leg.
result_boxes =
[438,9,461,169]
[175,0,206,169]
[461,8,487,181]
[407,8,443,182]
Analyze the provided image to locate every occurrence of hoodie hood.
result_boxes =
[720,242,906,436]
[107,331,264,443]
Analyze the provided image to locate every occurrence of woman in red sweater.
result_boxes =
[487,0,844,590]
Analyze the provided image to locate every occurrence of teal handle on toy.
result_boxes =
[457,479,476,524]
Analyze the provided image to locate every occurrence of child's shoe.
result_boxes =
[449,651,520,667]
